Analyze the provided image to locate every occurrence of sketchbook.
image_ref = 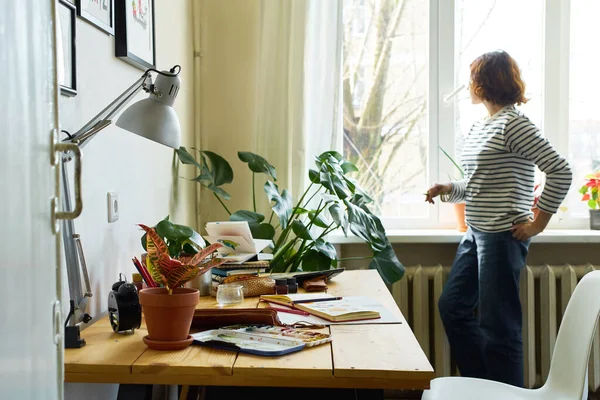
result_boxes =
[204,221,273,264]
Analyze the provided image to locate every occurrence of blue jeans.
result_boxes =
[438,227,530,387]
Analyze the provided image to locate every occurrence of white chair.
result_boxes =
[422,270,600,400]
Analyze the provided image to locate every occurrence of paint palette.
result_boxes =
[191,329,306,357]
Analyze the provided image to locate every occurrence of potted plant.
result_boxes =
[140,216,205,258]
[137,224,225,350]
[174,148,405,284]
[579,172,600,230]
[439,146,467,232]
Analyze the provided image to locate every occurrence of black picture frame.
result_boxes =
[114,0,156,71]
[58,0,77,97]
[76,0,115,36]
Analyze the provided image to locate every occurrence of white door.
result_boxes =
[0,1,62,399]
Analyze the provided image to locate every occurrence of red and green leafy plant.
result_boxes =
[580,172,600,209]
[139,224,226,294]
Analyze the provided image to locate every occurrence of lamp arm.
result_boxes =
[68,73,152,147]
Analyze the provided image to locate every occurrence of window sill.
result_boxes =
[326,229,600,244]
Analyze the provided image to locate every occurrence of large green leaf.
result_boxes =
[176,147,202,169]
[252,223,276,240]
[264,181,293,229]
[156,219,193,240]
[203,183,231,200]
[308,169,320,184]
[341,161,358,174]
[308,211,329,229]
[319,164,352,199]
[141,217,204,256]
[317,151,343,163]
[369,243,405,284]
[328,202,348,235]
[321,194,338,203]
[344,198,386,252]
[183,150,233,199]
[313,239,337,260]
[238,152,277,180]
[302,249,332,271]
[291,220,314,241]
[202,151,234,186]
[230,210,265,224]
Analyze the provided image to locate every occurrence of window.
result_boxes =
[568,0,600,218]
[342,0,588,229]
[343,0,430,225]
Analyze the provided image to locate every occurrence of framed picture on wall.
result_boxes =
[115,0,156,71]
[57,0,77,96]
[76,0,114,35]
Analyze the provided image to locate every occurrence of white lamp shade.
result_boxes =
[116,98,181,148]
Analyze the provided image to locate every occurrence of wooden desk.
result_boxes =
[65,270,434,390]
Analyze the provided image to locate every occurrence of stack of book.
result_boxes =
[203,221,273,287]
[211,260,271,285]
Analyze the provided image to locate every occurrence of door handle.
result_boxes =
[53,142,83,221]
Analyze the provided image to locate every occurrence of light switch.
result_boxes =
[107,192,119,223]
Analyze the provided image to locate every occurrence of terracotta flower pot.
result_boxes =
[453,203,467,232]
[139,287,199,350]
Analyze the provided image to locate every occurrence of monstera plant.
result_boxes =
[175,148,405,284]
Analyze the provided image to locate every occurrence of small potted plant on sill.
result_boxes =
[439,146,467,232]
[137,224,225,351]
[579,172,600,230]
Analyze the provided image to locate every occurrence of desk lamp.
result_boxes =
[58,65,182,348]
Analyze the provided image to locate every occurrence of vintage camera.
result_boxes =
[108,274,142,333]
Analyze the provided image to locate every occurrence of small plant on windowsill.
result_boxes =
[174,147,405,284]
[579,172,600,230]
[438,146,467,232]
[136,223,225,351]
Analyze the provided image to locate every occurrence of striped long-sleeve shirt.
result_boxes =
[443,105,573,232]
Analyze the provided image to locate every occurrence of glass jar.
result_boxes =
[216,284,244,305]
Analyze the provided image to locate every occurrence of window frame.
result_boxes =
[346,0,588,230]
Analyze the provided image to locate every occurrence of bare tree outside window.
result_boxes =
[343,0,429,218]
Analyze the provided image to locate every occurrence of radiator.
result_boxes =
[390,265,600,390]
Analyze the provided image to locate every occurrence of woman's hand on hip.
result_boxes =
[511,220,543,241]
[425,183,451,204]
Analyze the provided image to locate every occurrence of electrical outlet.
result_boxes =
[107,192,119,223]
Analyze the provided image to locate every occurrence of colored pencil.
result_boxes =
[268,306,310,316]
[132,258,151,286]
[133,257,157,287]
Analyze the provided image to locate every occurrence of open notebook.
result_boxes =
[260,293,381,322]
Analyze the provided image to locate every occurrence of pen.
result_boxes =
[293,297,343,304]
[269,306,310,316]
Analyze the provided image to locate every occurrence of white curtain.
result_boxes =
[253,0,343,204]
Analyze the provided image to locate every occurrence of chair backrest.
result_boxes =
[544,270,600,397]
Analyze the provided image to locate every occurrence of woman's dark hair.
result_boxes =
[470,50,528,106]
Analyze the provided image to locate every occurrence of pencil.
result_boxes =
[293,297,343,304]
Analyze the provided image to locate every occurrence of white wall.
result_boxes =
[62,0,194,398]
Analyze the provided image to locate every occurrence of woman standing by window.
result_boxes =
[425,50,572,387]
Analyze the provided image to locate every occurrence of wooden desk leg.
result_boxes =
[116,384,153,400]
[179,385,204,400]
